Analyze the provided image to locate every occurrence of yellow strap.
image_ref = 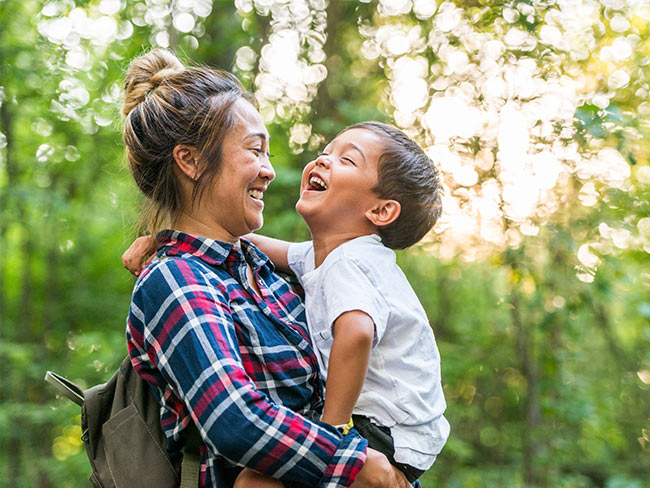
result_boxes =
[335,418,354,435]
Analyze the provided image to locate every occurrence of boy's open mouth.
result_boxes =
[307,175,328,191]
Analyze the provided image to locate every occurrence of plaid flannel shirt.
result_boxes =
[127,231,367,487]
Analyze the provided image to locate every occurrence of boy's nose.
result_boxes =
[315,154,331,168]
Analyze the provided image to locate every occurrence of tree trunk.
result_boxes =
[0,35,22,485]
[592,297,633,370]
[0,91,10,337]
[511,273,542,486]
[250,8,270,86]
[167,0,178,51]
[311,0,342,136]
[201,1,244,70]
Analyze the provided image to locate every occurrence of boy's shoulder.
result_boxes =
[321,235,397,286]
[334,234,395,267]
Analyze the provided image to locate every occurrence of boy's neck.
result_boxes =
[310,229,376,268]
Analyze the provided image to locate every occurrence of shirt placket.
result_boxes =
[230,250,321,377]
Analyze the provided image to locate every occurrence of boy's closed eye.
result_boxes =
[316,151,357,166]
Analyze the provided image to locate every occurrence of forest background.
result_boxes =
[0,0,649,486]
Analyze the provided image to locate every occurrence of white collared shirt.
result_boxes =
[287,234,450,470]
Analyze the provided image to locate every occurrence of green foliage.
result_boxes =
[0,1,648,487]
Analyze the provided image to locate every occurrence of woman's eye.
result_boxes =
[252,148,273,159]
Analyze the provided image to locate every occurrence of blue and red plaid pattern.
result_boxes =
[127,230,367,487]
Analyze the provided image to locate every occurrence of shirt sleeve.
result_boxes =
[287,241,314,281]
[127,258,367,487]
[322,258,390,344]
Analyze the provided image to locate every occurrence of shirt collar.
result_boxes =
[156,230,273,271]
[240,238,275,271]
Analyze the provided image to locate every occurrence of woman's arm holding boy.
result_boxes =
[130,259,372,487]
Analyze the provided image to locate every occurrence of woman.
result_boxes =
[121,49,409,487]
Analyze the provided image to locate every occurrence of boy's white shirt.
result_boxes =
[287,234,450,470]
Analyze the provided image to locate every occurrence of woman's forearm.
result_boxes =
[350,449,410,488]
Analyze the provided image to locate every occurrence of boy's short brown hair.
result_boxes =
[345,121,442,250]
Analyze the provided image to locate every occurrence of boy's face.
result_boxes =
[296,128,385,233]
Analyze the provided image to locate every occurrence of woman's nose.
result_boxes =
[260,156,275,181]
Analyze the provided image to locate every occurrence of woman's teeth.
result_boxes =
[249,189,263,200]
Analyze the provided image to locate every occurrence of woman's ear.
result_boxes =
[172,145,200,181]
[365,200,401,228]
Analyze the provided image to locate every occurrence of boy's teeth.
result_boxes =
[309,176,327,190]
[249,189,263,200]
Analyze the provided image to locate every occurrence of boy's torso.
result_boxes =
[287,234,450,468]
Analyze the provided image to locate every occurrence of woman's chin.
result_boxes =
[245,218,263,235]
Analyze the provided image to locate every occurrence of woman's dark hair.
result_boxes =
[122,49,256,236]
[344,121,443,250]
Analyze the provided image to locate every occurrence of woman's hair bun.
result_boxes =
[122,49,184,116]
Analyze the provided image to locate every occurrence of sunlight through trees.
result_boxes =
[1,1,648,486]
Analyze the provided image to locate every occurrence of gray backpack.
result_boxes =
[45,356,201,488]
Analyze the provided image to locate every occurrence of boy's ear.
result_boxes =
[365,199,401,228]
[173,144,200,180]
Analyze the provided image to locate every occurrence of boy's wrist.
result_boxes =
[321,411,352,427]
[333,418,354,435]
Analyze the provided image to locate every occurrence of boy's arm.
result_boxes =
[122,235,156,276]
[244,233,292,273]
[321,311,374,427]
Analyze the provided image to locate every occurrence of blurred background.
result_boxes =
[0,0,649,486]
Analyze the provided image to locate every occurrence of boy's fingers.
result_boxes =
[121,250,134,271]
[122,251,141,276]
[143,255,155,269]
[122,236,154,277]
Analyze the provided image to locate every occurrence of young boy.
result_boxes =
[123,122,449,486]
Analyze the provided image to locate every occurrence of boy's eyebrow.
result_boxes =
[344,142,367,164]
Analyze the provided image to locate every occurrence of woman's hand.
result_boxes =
[122,236,156,276]
[351,448,411,488]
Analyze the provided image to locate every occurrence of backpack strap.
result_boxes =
[44,371,84,406]
[180,424,202,488]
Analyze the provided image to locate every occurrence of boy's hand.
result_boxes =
[122,236,156,276]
